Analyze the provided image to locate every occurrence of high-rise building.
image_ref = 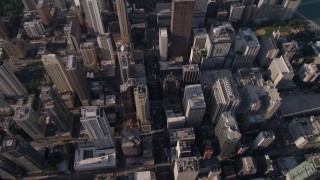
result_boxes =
[204,22,235,69]
[118,43,133,83]
[66,20,81,54]
[288,115,320,149]
[120,78,138,114]
[242,114,265,133]
[1,136,47,173]
[192,28,208,49]
[13,106,45,140]
[116,0,132,44]
[243,4,259,23]
[192,0,207,27]
[97,33,115,61]
[171,0,195,58]
[80,106,114,149]
[42,54,73,93]
[257,38,279,67]
[232,28,260,68]
[82,0,105,34]
[281,41,299,62]
[182,64,199,85]
[0,155,21,180]
[37,0,53,26]
[215,112,241,158]
[162,73,180,99]
[54,0,67,11]
[174,157,199,180]
[183,84,206,127]
[80,42,98,69]
[298,63,320,83]
[170,128,195,146]
[40,86,72,132]
[23,20,46,38]
[251,131,275,150]
[281,0,302,21]
[134,171,156,180]
[286,155,320,180]
[2,39,26,59]
[0,61,27,97]
[189,46,203,64]
[255,0,276,23]
[229,3,245,21]
[166,110,186,129]
[209,78,240,124]
[121,128,141,156]
[159,28,168,61]
[134,85,151,132]
[268,56,295,89]
[235,157,257,177]
[22,0,37,10]
[65,55,90,106]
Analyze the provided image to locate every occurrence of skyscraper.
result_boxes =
[229,3,245,21]
[214,112,241,158]
[257,38,279,67]
[255,0,276,23]
[1,136,47,173]
[41,54,73,93]
[183,84,206,127]
[209,78,240,124]
[251,131,275,150]
[40,86,72,132]
[23,20,46,38]
[80,106,114,149]
[0,155,21,179]
[298,63,320,83]
[22,0,37,10]
[82,0,105,34]
[0,61,27,97]
[171,0,195,58]
[118,43,133,83]
[159,28,168,61]
[116,0,132,44]
[286,155,320,180]
[182,64,199,85]
[134,85,151,132]
[13,106,46,140]
[37,0,53,26]
[97,33,115,61]
[2,39,26,59]
[120,78,138,114]
[162,73,180,99]
[192,0,207,27]
[204,22,235,69]
[281,0,302,21]
[232,28,260,68]
[80,42,98,69]
[65,55,90,106]
[268,56,295,89]
[66,20,81,54]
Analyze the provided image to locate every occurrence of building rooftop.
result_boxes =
[14,106,31,120]
[261,131,275,139]
[182,64,199,72]
[221,112,241,140]
[160,27,167,37]
[234,68,264,87]
[81,106,101,118]
[236,28,259,47]
[74,147,116,170]
[176,157,199,173]
[80,42,95,49]
[141,136,153,158]
[279,94,320,117]
[184,84,206,109]
[170,128,195,144]
[134,171,156,180]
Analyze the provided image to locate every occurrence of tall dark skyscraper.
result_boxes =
[116,0,132,44]
[171,0,195,58]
